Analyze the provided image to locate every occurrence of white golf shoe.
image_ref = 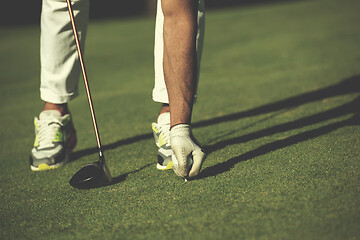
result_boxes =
[30,110,77,171]
[152,112,174,170]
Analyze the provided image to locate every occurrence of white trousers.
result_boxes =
[152,0,205,103]
[40,0,205,104]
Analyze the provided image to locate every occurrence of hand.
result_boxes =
[170,124,205,179]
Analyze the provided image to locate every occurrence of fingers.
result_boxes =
[170,124,205,179]
[188,145,205,178]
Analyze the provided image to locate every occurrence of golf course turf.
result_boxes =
[0,0,359,239]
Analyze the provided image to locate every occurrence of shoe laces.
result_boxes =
[36,118,63,149]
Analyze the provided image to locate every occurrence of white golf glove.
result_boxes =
[170,124,205,179]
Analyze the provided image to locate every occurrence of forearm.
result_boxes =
[161,0,199,127]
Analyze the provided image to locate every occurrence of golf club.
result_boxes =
[66,0,112,189]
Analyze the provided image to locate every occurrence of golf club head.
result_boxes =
[69,161,112,189]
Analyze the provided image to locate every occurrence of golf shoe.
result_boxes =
[30,110,77,171]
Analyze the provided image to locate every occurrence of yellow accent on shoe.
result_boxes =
[34,118,39,130]
[152,123,159,134]
[160,161,173,171]
[34,135,39,147]
[53,130,63,143]
[33,118,39,147]
[158,133,167,148]
[38,163,51,171]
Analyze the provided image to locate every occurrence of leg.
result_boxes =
[161,0,198,126]
[152,0,205,175]
[153,0,205,113]
[40,0,89,114]
[30,0,89,171]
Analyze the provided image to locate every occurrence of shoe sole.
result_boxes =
[30,160,67,171]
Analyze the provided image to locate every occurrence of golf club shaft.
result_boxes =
[66,0,104,159]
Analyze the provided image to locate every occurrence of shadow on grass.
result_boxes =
[70,75,360,182]
[110,163,152,185]
[203,96,360,155]
[72,163,153,189]
[197,112,360,179]
[71,133,153,162]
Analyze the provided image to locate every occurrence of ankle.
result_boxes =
[157,104,170,123]
[42,102,69,115]
[159,104,170,115]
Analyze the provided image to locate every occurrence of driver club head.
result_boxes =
[69,160,112,189]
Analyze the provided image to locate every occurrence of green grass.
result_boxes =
[1,0,360,239]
